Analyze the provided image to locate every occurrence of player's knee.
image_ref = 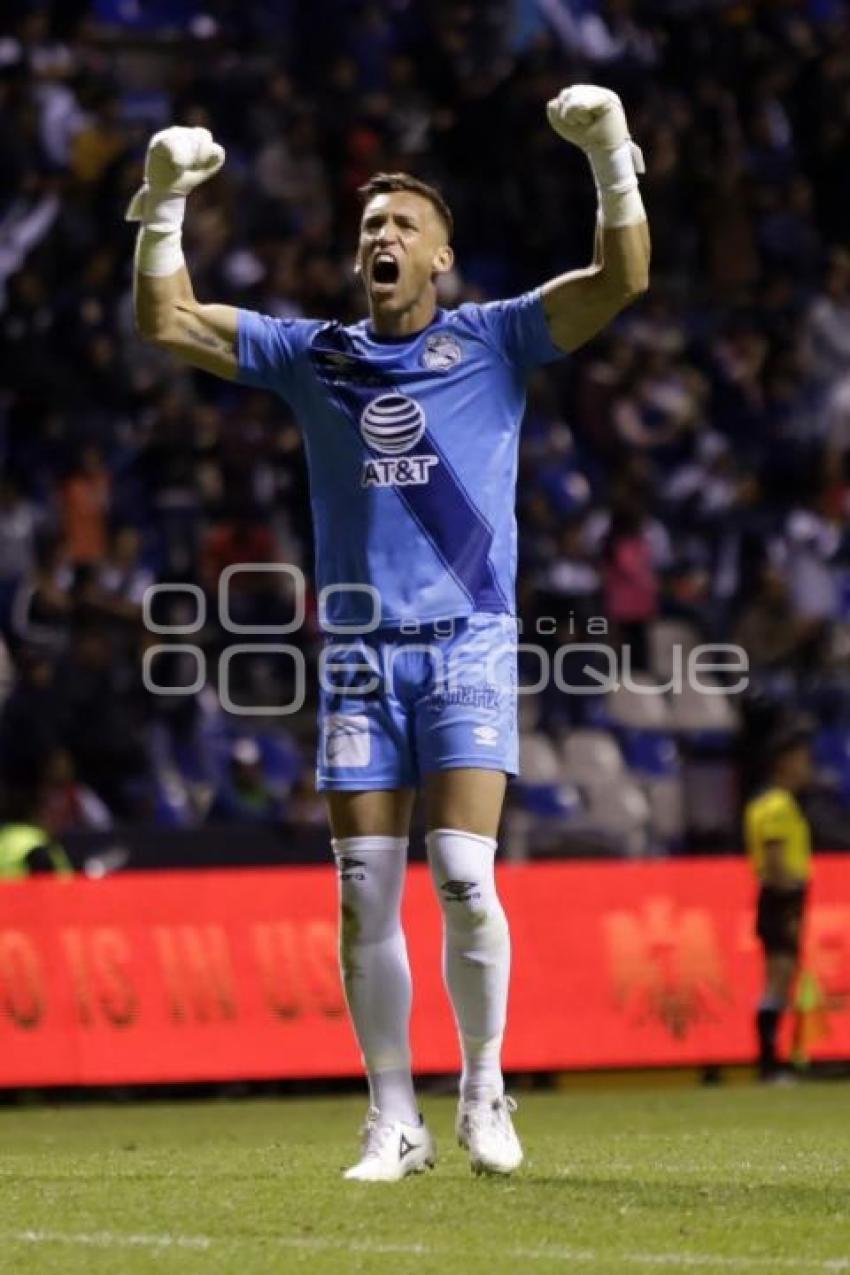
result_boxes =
[426,827,507,936]
[437,884,509,966]
[333,836,406,947]
[337,883,399,948]
[434,874,497,918]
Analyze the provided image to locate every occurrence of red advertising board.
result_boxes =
[1,858,848,1086]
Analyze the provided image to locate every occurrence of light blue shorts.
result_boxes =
[316,613,518,791]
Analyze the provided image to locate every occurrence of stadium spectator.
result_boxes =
[60,444,111,567]
[39,746,114,837]
[802,249,850,390]
[0,820,73,879]
[94,525,154,618]
[207,737,285,825]
[9,535,74,652]
[734,563,824,680]
[0,478,44,626]
[57,622,151,818]
[599,492,662,671]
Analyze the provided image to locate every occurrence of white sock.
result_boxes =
[426,827,510,1104]
[332,835,418,1124]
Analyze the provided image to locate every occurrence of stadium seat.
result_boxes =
[648,618,700,684]
[256,731,302,793]
[642,775,686,848]
[582,778,652,858]
[836,569,850,621]
[519,732,563,784]
[813,728,850,803]
[681,758,740,840]
[667,678,740,739]
[573,726,683,849]
[517,694,542,733]
[606,674,673,730]
[152,772,194,827]
[619,728,680,778]
[511,735,587,860]
[559,728,625,785]
[577,693,616,730]
[827,622,850,667]
[514,781,583,820]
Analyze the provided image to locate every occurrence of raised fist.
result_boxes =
[142,125,225,196]
[127,126,225,227]
[547,85,642,168]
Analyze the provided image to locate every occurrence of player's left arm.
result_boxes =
[541,86,650,354]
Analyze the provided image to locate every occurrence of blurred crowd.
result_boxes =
[1,0,850,850]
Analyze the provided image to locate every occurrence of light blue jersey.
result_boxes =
[236,291,564,629]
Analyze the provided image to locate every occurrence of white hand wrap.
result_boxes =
[547,85,647,229]
[126,126,225,278]
[588,139,646,229]
[127,189,187,278]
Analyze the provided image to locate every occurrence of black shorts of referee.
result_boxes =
[756,884,807,959]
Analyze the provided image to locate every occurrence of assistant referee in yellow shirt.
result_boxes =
[744,720,813,1082]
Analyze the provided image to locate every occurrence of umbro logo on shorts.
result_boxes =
[473,724,499,745]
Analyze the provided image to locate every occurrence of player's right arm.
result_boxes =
[128,126,238,379]
[135,264,238,379]
[543,86,650,352]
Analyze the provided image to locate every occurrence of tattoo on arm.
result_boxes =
[177,318,231,356]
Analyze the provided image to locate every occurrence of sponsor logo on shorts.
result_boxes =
[323,713,371,767]
[473,724,500,746]
[428,684,502,711]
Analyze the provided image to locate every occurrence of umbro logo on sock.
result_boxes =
[441,879,478,903]
[338,857,367,881]
[399,1134,419,1160]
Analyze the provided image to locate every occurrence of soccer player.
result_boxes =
[128,86,650,1179]
[744,722,814,1083]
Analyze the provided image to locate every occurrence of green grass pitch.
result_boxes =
[0,1084,848,1274]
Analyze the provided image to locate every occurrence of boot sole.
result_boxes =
[458,1135,522,1176]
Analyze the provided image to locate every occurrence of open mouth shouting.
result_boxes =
[370,251,401,294]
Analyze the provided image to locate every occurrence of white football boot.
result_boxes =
[456,1094,523,1175]
[343,1108,436,1182]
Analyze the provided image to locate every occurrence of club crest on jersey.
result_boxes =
[360,393,439,488]
[421,332,462,371]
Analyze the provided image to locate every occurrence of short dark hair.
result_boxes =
[765,717,814,768]
[358,172,454,240]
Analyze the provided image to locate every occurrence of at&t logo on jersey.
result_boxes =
[360,393,439,488]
